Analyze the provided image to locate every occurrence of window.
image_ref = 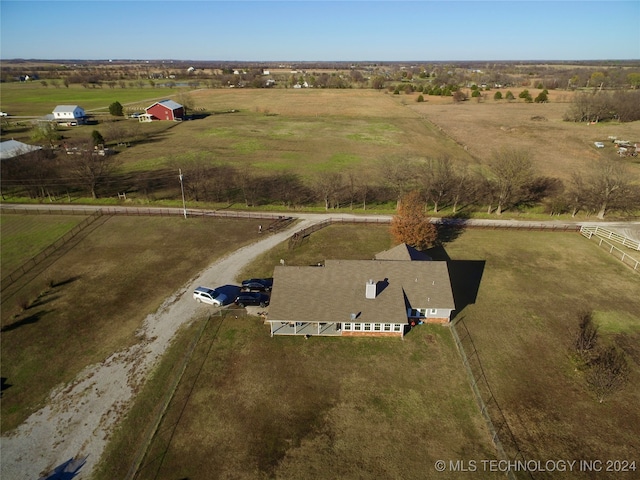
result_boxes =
[393,324,402,332]
[430,309,438,315]
[383,324,391,331]
[354,323,362,331]
[374,324,381,331]
[344,323,351,330]
[364,323,371,331]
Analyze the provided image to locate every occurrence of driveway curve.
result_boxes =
[0,205,638,479]
[0,214,323,480]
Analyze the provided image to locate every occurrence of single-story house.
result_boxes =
[267,243,455,338]
[144,99,184,121]
[0,140,42,160]
[52,105,86,125]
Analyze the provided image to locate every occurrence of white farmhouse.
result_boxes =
[52,105,86,125]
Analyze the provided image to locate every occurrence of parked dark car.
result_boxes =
[240,278,273,291]
[234,292,270,307]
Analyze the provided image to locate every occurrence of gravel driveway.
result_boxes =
[0,216,321,480]
[1,206,637,479]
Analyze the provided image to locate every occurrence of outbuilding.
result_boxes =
[0,140,43,160]
[144,99,184,121]
[52,105,86,125]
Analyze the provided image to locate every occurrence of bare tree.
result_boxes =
[67,145,120,199]
[379,156,419,210]
[489,148,535,215]
[565,173,589,217]
[0,148,60,200]
[586,160,631,219]
[424,155,456,213]
[267,172,305,208]
[450,164,475,214]
[586,346,629,403]
[175,92,195,115]
[574,310,599,362]
[312,172,344,210]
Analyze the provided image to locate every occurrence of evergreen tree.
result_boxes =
[108,101,124,116]
[91,130,105,146]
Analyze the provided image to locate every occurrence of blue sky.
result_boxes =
[1,1,638,61]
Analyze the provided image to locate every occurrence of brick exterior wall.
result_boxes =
[342,331,403,337]
[425,317,450,324]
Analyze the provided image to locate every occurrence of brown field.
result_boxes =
[94,224,640,480]
[0,214,264,431]
[408,90,640,181]
[2,86,638,208]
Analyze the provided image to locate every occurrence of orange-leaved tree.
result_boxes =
[390,190,437,250]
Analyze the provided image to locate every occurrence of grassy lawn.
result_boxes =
[127,319,499,480]
[97,224,640,480]
[0,214,86,274]
[0,214,265,432]
[438,229,640,478]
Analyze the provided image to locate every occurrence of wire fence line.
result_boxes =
[125,313,216,480]
[1,210,104,289]
[450,317,532,480]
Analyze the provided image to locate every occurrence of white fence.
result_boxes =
[580,226,640,272]
[580,226,640,251]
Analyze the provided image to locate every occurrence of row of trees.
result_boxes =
[5,60,639,90]
[2,148,638,219]
[563,90,640,123]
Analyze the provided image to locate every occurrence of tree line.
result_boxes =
[2,148,638,219]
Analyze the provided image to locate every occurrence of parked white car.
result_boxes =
[594,142,605,148]
[193,286,227,306]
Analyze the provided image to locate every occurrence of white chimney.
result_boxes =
[366,279,377,299]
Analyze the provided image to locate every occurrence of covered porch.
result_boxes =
[269,321,342,337]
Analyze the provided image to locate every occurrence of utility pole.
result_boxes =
[179,169,187,219]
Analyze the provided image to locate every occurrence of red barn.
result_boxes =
[144,99,184,121]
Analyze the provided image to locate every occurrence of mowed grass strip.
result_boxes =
[0,214,265,432]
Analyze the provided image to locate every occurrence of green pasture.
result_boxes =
[114,107,464,178]
[0,82,188,116]
[0,214,86,274]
